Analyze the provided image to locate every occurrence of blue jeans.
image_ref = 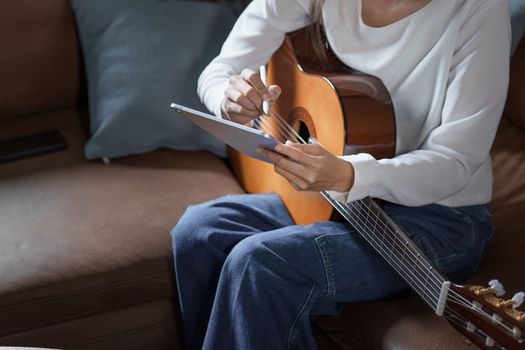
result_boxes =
[171,193,493,350]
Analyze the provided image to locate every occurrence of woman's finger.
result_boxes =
[274,166,309,191]
[267,85,281,101]
[273,143,313,166]
[225,83,259,112]
[223,98,259,119]
[258,147,307,178]
[226,112,256,124]
[286,142,326,156]
[231,77,263,111]
[241,68,267,94]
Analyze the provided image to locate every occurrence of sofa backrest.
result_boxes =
[0,0,82,121]
[490,37,525,215]
[0,2,522,129]
[507,38,525,130]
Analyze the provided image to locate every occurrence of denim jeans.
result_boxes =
[171,193,493,350]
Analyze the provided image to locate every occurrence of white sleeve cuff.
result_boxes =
[326,153,379,203]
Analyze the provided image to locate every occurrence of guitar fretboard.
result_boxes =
[321,193,446,312]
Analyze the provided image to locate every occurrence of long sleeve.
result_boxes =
[328,0,511,206]
[197,0,313,118]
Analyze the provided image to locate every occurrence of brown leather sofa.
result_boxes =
[0,1,523,349]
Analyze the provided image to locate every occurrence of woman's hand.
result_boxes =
[257,142,355,192]
[221,68,281,124]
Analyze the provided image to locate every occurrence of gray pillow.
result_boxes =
[70,0,239,159]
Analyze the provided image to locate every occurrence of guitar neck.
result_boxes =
[321,193,447,312]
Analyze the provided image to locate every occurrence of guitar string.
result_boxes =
[444,299,515,334]
[344,198,496,312]
[260,112,499,312]
[332,198,442,305]
[332,198,504,337]
[333,202,439,308]
[267,113,301,142]
[324,187,511,332]
[347,198,445,291]
[444,305,516,349]
[443,310,496,344]
[347,199,512,326]
[265,112,518,332]
[255,113,514,333]
[327,184,513,328]
[332,197,461,308]
[333,198,516,334]
[254,118,290,143]
[442,310,506,349]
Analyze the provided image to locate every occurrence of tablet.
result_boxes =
[170,103,278,163]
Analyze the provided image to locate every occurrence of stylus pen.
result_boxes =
[259,65,271,116]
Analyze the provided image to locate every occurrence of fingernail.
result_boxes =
[275,145,283,152]
[285,140,292,145]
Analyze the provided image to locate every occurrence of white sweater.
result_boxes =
[197,0,511,207]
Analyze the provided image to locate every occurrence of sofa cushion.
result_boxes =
[0,109,243,336]
[69,0,239,160]
[0,0,82,120]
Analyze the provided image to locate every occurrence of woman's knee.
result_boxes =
[222,236,272,276]
[171,202,216,253]
[171,195,244,251]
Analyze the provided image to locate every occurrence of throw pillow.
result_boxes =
[70,0,239,159]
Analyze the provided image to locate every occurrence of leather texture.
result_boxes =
[0,108,243,345]
[0,0,82,120]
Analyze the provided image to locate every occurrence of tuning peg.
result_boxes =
[512,292,524,309]
[489,279,505,297]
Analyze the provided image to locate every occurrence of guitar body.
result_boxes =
[228,27,396,224]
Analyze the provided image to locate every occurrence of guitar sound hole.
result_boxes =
[297,120,311,143]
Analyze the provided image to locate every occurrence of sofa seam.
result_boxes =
[0,270,173,312]
[0,297,173,337]
[58,318,177,349]
[61,318,176,348]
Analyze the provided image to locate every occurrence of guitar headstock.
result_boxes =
[446,280,525,349]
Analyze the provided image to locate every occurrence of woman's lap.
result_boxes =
[174,192,492,302]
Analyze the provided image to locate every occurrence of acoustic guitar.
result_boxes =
[228,26,525,349]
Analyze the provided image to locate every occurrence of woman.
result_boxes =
[172,0,511,349]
